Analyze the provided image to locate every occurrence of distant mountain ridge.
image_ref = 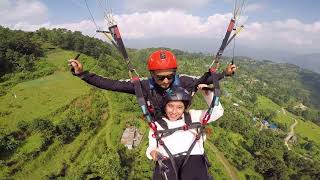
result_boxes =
[286,53,320,74]
[125,38,320,74]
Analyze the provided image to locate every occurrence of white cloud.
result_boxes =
[0,0,48,25]
[114,10,233,39]
[3,8,320,55]
[240,19,320,53]
[116,11,320,54]
[124,0,214,12]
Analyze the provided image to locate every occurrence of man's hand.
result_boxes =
[68,59,83,75]
[225,64,237,76]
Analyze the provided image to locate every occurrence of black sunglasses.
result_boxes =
[154,74,175,81]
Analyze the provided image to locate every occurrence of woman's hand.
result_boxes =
[150,150,159,161]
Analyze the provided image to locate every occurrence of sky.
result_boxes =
[1,0,320,60]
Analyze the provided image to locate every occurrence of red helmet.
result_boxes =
[147,50,177,71]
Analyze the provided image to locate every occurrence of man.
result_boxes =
[68,49,235,119]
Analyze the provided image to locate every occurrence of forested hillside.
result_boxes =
[1,26,319,179]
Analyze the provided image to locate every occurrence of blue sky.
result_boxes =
[1,0,320,59]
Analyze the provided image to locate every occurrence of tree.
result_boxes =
[80,147,124,179]
[255,149,289,179]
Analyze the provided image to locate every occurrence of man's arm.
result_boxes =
[196,64,237,84]
[77,71,136,94]
[180,64,236,92]
[179,72,221,93]
[68,59,136,94]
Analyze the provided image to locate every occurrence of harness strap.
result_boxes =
[181,126,205,168]
[155,122,206,179]
[155,113,201,180]
[157,152,170,180]
[184,112,192,126]
[157,112,193,131]
[158,122,202,138]
[158,161,169,180]
[159,139,179,180]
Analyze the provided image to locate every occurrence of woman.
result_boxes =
[146,86,224,180]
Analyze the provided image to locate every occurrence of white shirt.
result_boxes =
[146,91,224,160]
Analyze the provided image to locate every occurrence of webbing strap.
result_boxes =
[216,18,235,60]
[158,122,202,138]
[108,24,156,127]
[131,77,153,123]
[160,140,179,180]
[109,25,129,60]
[156,123,206,180]
[181,126,205,168]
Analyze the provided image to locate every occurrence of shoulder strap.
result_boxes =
[157,112,192,131]
[156,118,168,130]
[184,112,192,126]
[148,77,155,90]
[172,74,180,87]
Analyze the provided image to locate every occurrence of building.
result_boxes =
[120,127,143,150]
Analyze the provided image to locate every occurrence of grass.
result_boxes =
[12,90,127,179]
[274,111,295,129]
[0,71,91,133]
[256,95,298,130]
[256,95,281,112]
[44,49,100,73]
[13,132,93,179]
[238,168,263,180]
[209,127,245,179]
[205,142,233,180]
[211,127,244,148]
[295,119,320,145]
[16,133,43,155]
[0,50,95,134]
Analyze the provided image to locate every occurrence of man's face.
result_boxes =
[151,69,176,89]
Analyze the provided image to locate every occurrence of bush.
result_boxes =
[17,120,30,132]
[79,147,124,179]
[31,118,55,133]
[0,133,21,156]
[57,118,81,144]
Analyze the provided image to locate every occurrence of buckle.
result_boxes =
[183,124,189,130]
[159,140,164,145]
[196,135,201,140]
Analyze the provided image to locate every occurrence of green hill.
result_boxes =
[1,27,320,179]
[0,71,90,133]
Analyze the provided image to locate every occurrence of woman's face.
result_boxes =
[165,101,185,121]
